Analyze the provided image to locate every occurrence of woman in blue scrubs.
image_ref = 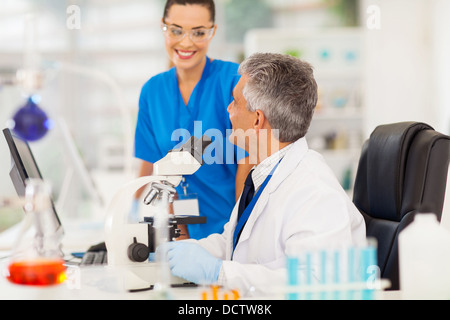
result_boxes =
[135,0,251,239]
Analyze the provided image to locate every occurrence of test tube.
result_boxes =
[319,250,328,300]
[333,250,341,300]
[304,252,313,300]
[360,240,377,300]
[286,255,299,300]
[347,246,356,300]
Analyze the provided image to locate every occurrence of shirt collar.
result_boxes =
[251,143,294,192]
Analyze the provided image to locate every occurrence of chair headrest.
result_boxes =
[366,122,434,220]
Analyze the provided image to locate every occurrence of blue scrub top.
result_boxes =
[135,58,243,239]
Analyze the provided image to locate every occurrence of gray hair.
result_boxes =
[238,53,318,142]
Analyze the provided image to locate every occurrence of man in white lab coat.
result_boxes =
[165,53,367,296]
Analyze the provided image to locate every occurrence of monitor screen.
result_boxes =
[2,128,63,235]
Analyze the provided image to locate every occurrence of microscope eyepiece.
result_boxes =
[178,135,212,165]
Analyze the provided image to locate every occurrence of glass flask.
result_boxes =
[11,95,52,142]
[6,179,66,286]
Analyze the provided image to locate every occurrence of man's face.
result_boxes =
[227,75,258,152]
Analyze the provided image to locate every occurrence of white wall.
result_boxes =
[362,0,450,137]
[431,0,450,135]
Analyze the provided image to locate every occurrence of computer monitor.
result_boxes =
[2,128,63,236]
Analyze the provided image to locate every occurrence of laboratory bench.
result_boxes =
[0,217,402,300]
[0,263,403,300]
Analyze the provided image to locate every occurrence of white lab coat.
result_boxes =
[195,137,367,296]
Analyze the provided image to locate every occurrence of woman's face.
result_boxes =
[163,4,216,72]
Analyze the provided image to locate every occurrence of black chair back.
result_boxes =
[353,122,450,290]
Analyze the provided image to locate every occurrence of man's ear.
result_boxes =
[254,109,266,131]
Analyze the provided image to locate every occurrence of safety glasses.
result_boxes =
[161,23,215,43]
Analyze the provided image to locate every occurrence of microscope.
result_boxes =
[104,136,211,291]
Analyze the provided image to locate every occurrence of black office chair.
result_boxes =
[353,122,450,290]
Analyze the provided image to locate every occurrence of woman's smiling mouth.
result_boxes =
[176,49,196,59]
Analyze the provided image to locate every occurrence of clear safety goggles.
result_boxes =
[161,23,215,43]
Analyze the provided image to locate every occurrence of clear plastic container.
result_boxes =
[399,213,450,299]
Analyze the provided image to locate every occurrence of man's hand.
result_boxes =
[164,242,222,285]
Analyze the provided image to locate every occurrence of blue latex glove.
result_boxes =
[165,242,222,285]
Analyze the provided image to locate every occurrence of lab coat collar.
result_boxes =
[235,137,309,246]
[265,137,309,194]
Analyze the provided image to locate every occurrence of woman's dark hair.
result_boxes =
[163,0,216,23]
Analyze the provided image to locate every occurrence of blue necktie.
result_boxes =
[238,170,255,220]
[233,160,282,252]
[235,170,254,243]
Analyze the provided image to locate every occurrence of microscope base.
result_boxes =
[115,263,191,292]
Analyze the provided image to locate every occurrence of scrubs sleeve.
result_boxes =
[134,85,160,163]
